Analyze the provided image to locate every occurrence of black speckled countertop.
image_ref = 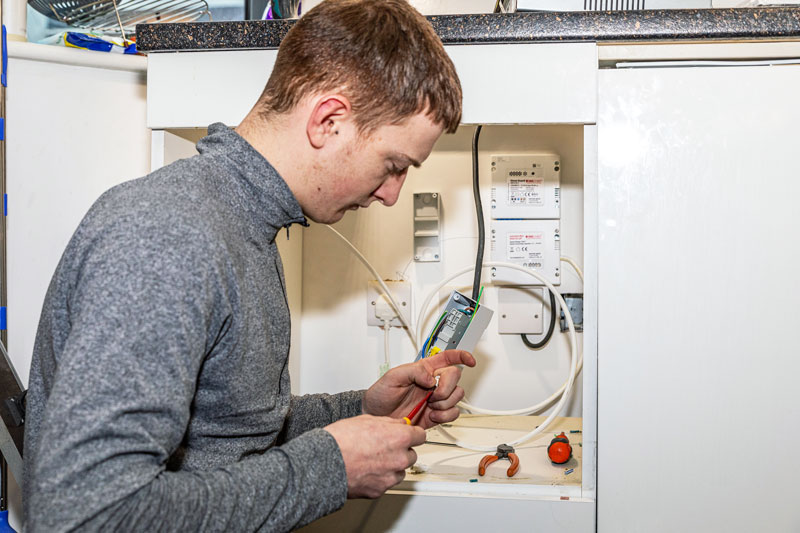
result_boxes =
[136,7,800,52]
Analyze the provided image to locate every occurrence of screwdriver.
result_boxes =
[403,375,439,425]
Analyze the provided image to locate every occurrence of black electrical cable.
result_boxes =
[471,125,484,302]
[521,290,557,350]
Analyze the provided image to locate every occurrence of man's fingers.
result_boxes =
[406,449,418,468]
[423,350,476,372]
[430,366,461,400]
[407,425,426,447]
[427,405,461,425]
[429,385,465,410]
[404,362,437,388]
[401,351,475,390]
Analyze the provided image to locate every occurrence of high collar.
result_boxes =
[197,123,308,243]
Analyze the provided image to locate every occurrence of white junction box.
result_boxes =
[491,154,561,220]
[366,280,412,327]
[490,219,561,285]
[497,286,545,335]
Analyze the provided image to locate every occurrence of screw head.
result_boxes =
[432,193,438,199]
[414,255,420,260]
[371,301,376,305]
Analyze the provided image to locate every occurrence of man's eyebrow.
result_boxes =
[390,153,422,168]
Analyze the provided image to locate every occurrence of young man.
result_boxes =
[23,0,471,531]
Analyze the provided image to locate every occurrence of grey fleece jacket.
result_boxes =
[23,123,364,532]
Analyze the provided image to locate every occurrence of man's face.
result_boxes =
[305,112,445,224]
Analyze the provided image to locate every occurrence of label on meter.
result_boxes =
[508,177,544,206]
[507,233,544,267]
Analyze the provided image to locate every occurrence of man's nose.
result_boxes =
[375,173,408,207]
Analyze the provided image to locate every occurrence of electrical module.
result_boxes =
[417,290,493,360]
[432,308,472,352]
[490,219,561,285]
[490,154,561,220]
[489,153,562,286]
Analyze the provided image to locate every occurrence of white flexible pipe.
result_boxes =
[325,225,418,351]
[418,261,580,451]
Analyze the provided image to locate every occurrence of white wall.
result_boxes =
[4,42,149,529]
[299,125,586,418]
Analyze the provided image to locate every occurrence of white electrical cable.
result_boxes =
[383,322,391,368]
[324,225,418,351]
[325,224,586,449]
[560,255,584,282]
[417,261,580,451]
[457,257,585,417]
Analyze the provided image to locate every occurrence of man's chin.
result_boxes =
[307,204,367,225]
[308,210,348,225]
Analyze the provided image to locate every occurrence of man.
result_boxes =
[23,0,471,531]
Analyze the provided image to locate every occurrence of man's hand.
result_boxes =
[325,415,426,498]
[362,350,476,430]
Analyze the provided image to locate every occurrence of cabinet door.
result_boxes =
[597,64,800,532]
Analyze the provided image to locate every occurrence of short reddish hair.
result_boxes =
[258,0,462,134]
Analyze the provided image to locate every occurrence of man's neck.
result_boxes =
[235,110,312,211]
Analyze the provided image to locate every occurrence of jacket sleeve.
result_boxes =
[24,212,348,533]
[280,391,365,441]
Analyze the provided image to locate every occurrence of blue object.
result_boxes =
[3,193,6,216]
[2,25,7,87]
[0,306,6,330]
[64,32,138,55]
[0,510,17,533]
[0,117,4,141]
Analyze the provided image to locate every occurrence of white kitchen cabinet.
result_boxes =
[145,40,800,532]
[147,43,597,128]
[597,63,800,532]
[148,42,599,533]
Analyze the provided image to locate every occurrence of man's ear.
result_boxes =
[306,95,351,149]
